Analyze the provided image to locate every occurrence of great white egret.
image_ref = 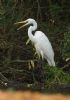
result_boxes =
[15,18,55,66]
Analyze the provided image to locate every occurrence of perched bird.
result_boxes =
[15,18,55,66]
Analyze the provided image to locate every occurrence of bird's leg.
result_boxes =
[38,53,41,60]
[40,51,44,60]
[34,52,36,55]
[34,52,45,88]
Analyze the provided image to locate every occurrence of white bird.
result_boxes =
[15,18,55,66]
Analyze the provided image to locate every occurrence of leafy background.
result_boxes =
[0,0,70,92]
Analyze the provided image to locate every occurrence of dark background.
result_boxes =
[0,0,70,93]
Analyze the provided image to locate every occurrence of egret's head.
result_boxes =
[27,18,36,24]
[14,18,36,30]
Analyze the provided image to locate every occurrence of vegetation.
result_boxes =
[0,0,70,92]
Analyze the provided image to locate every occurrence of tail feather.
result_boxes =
[51,60,55,66]
[46,57,55,66]
[44,55,55,66]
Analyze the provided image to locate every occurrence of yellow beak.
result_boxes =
[14,20,28,30]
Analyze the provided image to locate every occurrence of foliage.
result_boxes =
[44,65,70,84]
[0,0,70,91]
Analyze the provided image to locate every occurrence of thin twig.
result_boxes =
[37,0,42,21]
[9,59,38,63]
[0,72,9,82]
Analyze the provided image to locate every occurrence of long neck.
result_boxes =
[28,22,37,43]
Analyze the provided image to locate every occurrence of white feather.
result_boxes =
[34,31,55,66]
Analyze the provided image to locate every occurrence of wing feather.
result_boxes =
[34,31,55,66]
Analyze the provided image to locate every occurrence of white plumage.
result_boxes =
[34,31,55,66]
[15,18,55,66]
